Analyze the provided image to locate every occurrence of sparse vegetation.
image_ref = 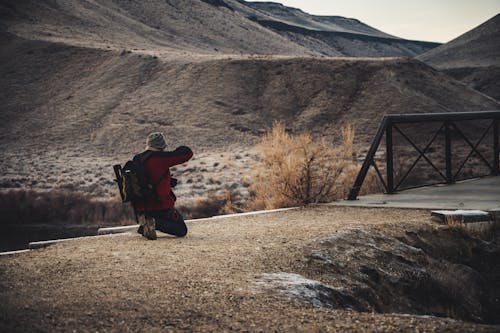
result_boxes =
[249,122,375,209]
[339,163,382,197]
[445,215,498,242]
[0,189,134,226]
[177,190,244,219]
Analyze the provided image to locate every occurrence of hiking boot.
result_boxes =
[142,216,157,240]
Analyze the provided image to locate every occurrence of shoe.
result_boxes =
[142,216,157,240]
[137,224,144,235]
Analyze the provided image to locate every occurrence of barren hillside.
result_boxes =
[418,14,500,69]
[0,0,497,200]
[0,0,310,55]
[231,1,440,57]
[234,1,396,38]
[0,29,498,198]
[418,14,500,100]
[0,0,438,57]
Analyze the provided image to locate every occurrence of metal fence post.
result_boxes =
[494,118,499,175]
[386,119,394,193]
[347,111,500,199]
[445,121,453,183]
[347,117,388,200]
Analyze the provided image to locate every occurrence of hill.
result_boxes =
[0,31,498,198]
[0,0,497,200]
[418,14,500,100]
[0,0,309,55]
[231,0,440,57]
[0,0,439,57]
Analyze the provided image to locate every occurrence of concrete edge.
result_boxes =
[97,207,300,235]
[430,210,493,224]
[0,249,31,257]
[28,232,133,250]
[187,207,299,222]
[97,225,137,235]
[324,201,436,210]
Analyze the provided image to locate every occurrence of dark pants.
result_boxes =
[150,209,187,237]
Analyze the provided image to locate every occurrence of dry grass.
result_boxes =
[339,163,382,197]
[177,190,244,219]
[249,122,363,210]
[0,189,134,226]
[445,215,497,241]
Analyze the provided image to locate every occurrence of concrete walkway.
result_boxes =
[333,176,500,211]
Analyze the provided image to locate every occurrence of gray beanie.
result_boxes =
[146,132,167,150]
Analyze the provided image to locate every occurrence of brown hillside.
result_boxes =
[0,0,438,58]
[227,0,440,57]
[0,1,497,198]
[0,31,498,197]
[1,33,498,155]
[418,14,500,69]
[0,0,311,56]
[418,14,500,100]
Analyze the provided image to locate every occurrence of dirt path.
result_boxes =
[0,206,498,332]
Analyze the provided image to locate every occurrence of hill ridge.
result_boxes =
[0,0,439,57]
[418,13,500,101]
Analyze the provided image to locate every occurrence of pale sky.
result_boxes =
[249,0,500,43]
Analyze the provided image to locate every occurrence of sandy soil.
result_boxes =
[1,206,498,332]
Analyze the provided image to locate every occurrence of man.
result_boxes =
[133,132,193,240]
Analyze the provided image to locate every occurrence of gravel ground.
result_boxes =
[0,206,498,332]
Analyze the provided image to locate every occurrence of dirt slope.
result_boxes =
[0,0,311,55]
[1,206,499,332]
[441,66,500,101]
[232,0,439,57]
[232,0,396,38]
[418,14,500,69]
[0,0,438,58]
[0,31,498,196]
[0,1,496,198]
[1,33,497,155]
[418,13,500,100]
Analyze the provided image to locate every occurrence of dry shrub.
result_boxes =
[249,122,355,210]
[446,216,497,241]
[339,164,383,197]
[178,190,244,219]
[0,189,134,226]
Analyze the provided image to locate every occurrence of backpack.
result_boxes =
[114,152,158,203]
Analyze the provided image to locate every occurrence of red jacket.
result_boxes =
[133,146,193,212]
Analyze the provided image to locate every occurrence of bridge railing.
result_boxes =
[347,111,500,200]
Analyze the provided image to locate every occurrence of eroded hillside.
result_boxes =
[418,13,500,100]
[0,0,438,57]
[0,30,498,198]
[0,1,497,200]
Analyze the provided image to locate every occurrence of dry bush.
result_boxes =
[446,216,497,241]
[178,190,244,219]
[249,122,356,210]
[339,164,383,197]
[0,189,134,226]
[178,194,227,219]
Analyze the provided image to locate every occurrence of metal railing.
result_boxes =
[347,111,500,200]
